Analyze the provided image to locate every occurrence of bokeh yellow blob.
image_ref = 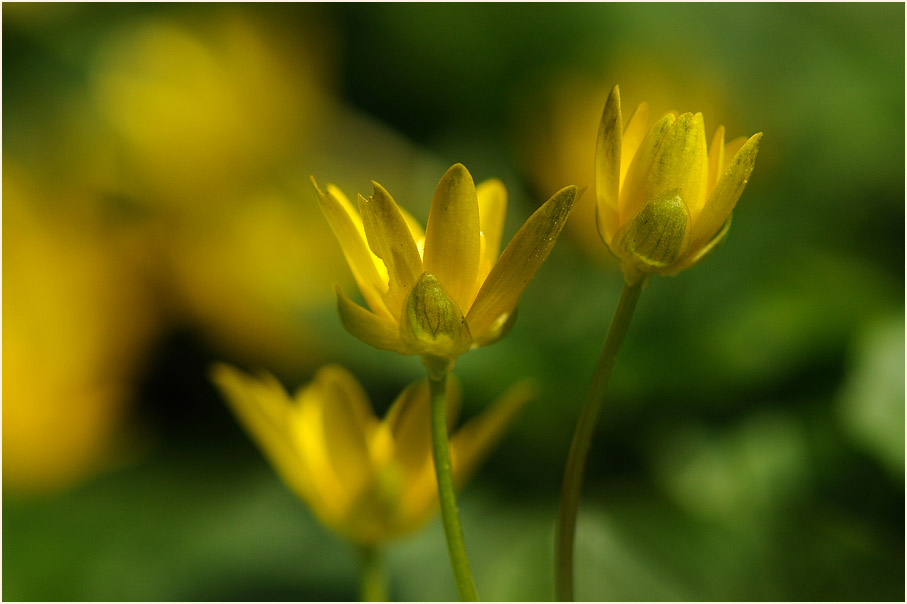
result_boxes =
[3,163,157,495]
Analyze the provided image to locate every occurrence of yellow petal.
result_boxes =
[310,365,376,503]
[311,177,392,319]
[618,113,675,222]
[327,183,391,285]
[210,364,313,501]
[476,178,508,279]
[423,164,481,312]
[470,304,518,348]
[707,126,725,198]
[594,85,622,244]
[691,132,762,253]
[722,136,748,172]
[466,185,577,339]
[620,102,649,188]
[335,284,412,354]
[632,112,708,220]
[359,182,423,317]
[398,206,427,254]
[694,114,711,215]
[384,380,433,480]
[384,376,462,524]
[678,214,732,273]
[293,380,346,521]
[450,380,535,487]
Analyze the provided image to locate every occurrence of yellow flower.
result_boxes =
[595,86,762,284]
[312,164,577,366]
[211,364,532,546]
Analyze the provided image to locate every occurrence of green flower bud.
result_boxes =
[400,272,472,362]
[615,192,691,276]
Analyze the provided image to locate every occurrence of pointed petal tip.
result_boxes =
[310,176,329,202]
[604,85,621,114]
[559,184,579,204]
[312,363,359,389]
[735,132,763,160]
[440,162,474,187]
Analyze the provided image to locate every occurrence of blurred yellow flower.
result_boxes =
[313,164,577,365]
[595,86,762,284]
[211,364,532,545]
[3,163,156,494]
[89,9,331,209]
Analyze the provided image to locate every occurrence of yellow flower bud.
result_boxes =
[595,86,762,284]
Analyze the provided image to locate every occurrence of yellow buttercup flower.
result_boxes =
[211,363,532,546]
[595,86,762,284]
[313,164,577,368]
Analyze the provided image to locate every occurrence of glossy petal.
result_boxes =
[691,132,762,251]
[470,304,518,348]
[423,164,481,311]
[476,178,508,278]
[595,85,622,243]
[359,182,423,316]
[619,113,675,222]
[312,178,392,319]
[467,185,577,338]
[335,285,412,354]
[210,365,313,500]
[450,380,534,487]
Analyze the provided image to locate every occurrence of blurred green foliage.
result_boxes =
[3,3,904,601]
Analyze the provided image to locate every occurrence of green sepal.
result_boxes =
[615,191,691,273]
[400,272,472,360]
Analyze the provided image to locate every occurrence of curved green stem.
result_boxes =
[428,369,479,601]
[555,279,645,601]
[358,545,387,602]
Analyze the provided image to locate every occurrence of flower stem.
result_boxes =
[555,279,645,601]
[358,545,388,602]
[428,369,479,601]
